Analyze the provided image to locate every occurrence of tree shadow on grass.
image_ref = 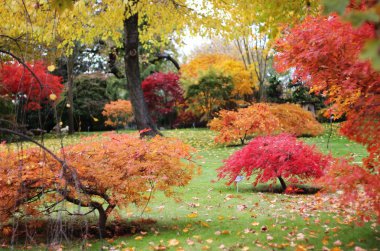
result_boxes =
[218,183,321,195]
[0,217,158,247]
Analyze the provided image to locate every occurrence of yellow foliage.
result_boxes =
[180,54,257,95]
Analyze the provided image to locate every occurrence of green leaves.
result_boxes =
[322,0,349,15]
[360,39,380,70]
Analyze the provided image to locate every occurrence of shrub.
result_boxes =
[209,103,323,145]
[208,103,279,145]
[268,103,324,137]
[102,99,133,129]
[217,134,331,192]
[0,133,196,235]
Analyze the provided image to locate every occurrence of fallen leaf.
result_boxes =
[168,239,180,247]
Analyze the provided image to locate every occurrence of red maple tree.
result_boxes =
[0,61,63,110]
[275,15,379,217]
[142,72,184,119]
[218,134,331,192]
[275,15,379,167]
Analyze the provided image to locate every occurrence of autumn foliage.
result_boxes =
[208,103,279,145]
[218,134,331,191]
[142,72,184,119]
[0,133,196,233]
[275,15,379,218]
[180,54,255,96]
[268,103,324,137]
[102,99,133,128]
[0,61,63,110]
[275,15,378,168]
[209,103,323,145]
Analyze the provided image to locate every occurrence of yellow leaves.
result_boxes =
[47,65,56,72]
[187,213,198,218]
[180,53,256,96]
[134,236,143,241]
[49,93,57,101]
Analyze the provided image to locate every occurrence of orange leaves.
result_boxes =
[268,103,324,137]
[209,103,323,145]
[209,103,280,145]
[102,99,133,128]
[0,133,197,224]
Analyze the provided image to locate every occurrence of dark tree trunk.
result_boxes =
[97,206,107,237]
[123,13,160,137]
[278,176,287,192]
[66,54,75,134]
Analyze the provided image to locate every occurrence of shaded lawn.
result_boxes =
[8,126,379,250]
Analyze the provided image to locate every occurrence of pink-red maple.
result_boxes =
[142,72,184,119]
[218,134,331,191]
[0,61,63,110]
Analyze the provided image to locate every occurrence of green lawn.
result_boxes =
[9,126,379,250]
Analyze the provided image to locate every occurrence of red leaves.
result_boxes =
[218,134,332,189]
[275,15,379,218]
[0,61,63,110]
[142,72,184,118]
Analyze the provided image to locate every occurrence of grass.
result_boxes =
[6,125,379,250]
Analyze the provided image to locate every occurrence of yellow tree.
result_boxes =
[221,0,320,101]
[0,0,237,137]
[181,53,256,98]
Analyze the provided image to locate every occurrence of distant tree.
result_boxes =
[142,72,184,125]
[218,134,331,192]
[266,75,285,103]
[186,71,233,122]
[0,61,63,111]
[180,54,255,97]
[102,100,133,130]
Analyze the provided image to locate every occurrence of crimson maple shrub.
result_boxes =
[0,61,63,110]
[0,133,196,235]
[142,72,184,120]
[217,134,331,192]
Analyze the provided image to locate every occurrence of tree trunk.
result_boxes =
[278,176,287,192]
[258,80,266,102]
[97,206,107,238]
[123,13,160,137]
[66,54,75,134]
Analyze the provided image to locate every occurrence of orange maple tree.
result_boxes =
[0,133,197,235]
[208,103,280,145]
[209,103,323,145]
[102,99,133,129]
[268,103,324,137]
